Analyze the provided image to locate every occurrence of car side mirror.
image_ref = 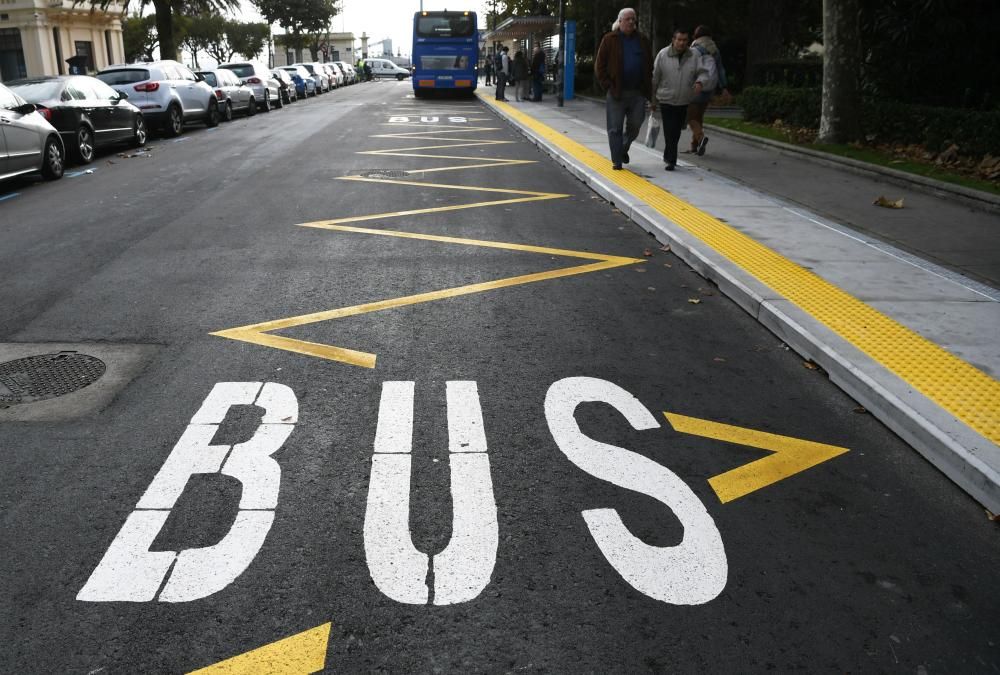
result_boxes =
[12,102,37,115]
[195,73,205,82]
[116,91,129,101]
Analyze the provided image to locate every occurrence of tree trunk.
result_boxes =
[152,0,175,61]
[818,0,861,143]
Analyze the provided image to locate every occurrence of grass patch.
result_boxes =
[705,116,1000,196]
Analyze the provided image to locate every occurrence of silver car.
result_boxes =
[0,82,64,182]
[196,68,256,121]
[96,60,221,136]
[220,61,281,111]
[293,63,329,93]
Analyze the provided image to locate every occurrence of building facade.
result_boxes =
[272,32,362,67]
[0,0,124,81]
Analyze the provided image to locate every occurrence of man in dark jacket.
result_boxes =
[595,7,653,170]
[530,45,546,101]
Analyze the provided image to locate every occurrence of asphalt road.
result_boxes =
[1,80,998,673]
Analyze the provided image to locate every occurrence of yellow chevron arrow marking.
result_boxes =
[664,412,850,503]
[212,226,644,368]
[188,622,331,674]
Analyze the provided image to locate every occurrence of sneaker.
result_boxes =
[612,164,623,170]
[623,151,630,164]
[665,163,675,171]
[697,136,709,156]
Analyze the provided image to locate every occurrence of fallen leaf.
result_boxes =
[643,248,653,257]
[803,361,819,370]
[687,298,701,304]
[647,286,656,291]
[986,509,999,522]
[663,263,672,268]
[852,406,868,414]
[282,416,293,422]
[873,195,904,209]
[659,244,671,252]
[713,357,727,362]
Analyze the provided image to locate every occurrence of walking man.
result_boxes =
[495,46,511,102]
[484,52,494,86]
[651,28,709,170]
[687,25,728,156]
[595,8,653,170]
[530,45,546,102]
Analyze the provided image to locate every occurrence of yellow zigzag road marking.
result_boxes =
[665,412,849,503]
[212,226,644,368]
[188,623,331,674]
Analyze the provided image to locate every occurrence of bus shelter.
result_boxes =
[482,15,575,99]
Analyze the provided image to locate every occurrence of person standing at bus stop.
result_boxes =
[595,8,653,170]
[495,46,511,102]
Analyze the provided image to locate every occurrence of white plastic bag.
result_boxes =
[644,109,661,148]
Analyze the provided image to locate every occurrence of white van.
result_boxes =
[369,59,411,80]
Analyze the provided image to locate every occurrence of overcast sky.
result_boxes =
[239,0,491,58]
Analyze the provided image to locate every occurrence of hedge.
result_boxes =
[738,86,1000,156]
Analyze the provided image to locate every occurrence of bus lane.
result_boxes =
[4,86,999,673]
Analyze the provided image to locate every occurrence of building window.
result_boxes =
[53,27,63,74]
[104,30,113,67]
[0,27,26,80]
[74,40,93,72]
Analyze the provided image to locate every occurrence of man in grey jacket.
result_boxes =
[650,28,709,170]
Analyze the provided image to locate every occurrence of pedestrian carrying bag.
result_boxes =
[644,109,661,148]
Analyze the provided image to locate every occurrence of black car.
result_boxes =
[7,75,147,164]
[271,68,298,105]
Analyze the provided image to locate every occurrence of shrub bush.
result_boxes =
[738,86,1000,156]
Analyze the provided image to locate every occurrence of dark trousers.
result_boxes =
[605,89,646,167]
[495,74,507,100]
[531,74,543,101]
[660,103,689,166]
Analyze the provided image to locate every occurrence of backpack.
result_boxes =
[694,43,727,92]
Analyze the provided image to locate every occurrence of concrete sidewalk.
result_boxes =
[476,92,1000,515]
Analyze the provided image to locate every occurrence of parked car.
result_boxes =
[7,75,146,164]
[270,68,297,104]
[323,63,343,89]
[219,61,281,111]
[294,63,329,93]
[280,65,316,98]
[96,60,220,136]
[0,82,64,182]
[370,59,412,80]
[196,68,255,121]
[335,62,357,84]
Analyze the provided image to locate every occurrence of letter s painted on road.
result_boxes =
[545,377,728,605]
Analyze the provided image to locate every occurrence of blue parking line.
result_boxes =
[65,168,97,178]
[172,137,190,143]
[0,192,20,202]
[205,127,218,132]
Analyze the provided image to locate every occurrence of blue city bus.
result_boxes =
[412,10,479,97]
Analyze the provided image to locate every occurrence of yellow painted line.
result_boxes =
[188,622,331,674]
[338,175,560,196]
[665,412,850,503]
[481,92,1000,444]
[213,227,643,367]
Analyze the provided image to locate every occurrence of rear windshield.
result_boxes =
[416,14,475,38]
[7,80,64,102]
[222,64,255,78]
[96,69,150,85]
[199,72,218,86]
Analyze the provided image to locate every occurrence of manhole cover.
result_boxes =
[356,169,411,179]
[0,352,106,405]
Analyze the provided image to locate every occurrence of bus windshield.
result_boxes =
[415,14,476,38]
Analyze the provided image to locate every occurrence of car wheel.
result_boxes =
[274,90,283,109]
[247,97,256,116]
[41,136,64,180]
[397,73,405,81]
[261,91,271,112]
[74,125,94,164]
[133,115,147,147]
[206,100,220,127]
[164,104,183,137]
[223,101,233,122]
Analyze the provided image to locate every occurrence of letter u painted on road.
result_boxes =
[77,382,297,602]
[545,377,728,605]
[364,381,499,605]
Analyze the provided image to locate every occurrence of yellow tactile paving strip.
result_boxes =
[480,93,1000,445]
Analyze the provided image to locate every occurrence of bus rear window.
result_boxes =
[416,15,475,38]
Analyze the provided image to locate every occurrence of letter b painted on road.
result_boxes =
[77,382,296,602]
